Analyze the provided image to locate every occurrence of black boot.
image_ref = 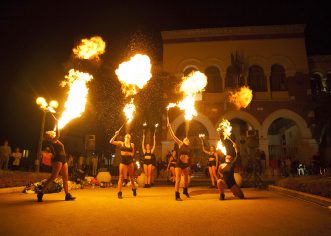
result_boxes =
[132,188,137,197]
[219,193,225,200]
[183,188,190,198]
[65,193,76,201]
[118,191,123,199]
[144,184,148,188]
[37,192,44,202]
[175,191,182,201]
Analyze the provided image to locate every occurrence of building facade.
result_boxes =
[160,24,320,171]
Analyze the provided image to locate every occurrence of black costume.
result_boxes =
[143,152,155,165]
[48,140,67,164]
[170,156,177,168]
[221,154,239,188]
[208,153,217,167]
[120,144,133,165]
[176,144,190,169]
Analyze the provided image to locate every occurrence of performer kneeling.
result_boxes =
[217,143,244,200]
[167,119,190,201]
[110,131,137,199]
[37,122,76,202]
[141,130,156,188]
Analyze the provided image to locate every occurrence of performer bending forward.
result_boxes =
[217,143,244,200]
[37,122,76,202]
[141,130,156,188]
[167,120,190,201]
[200,138,218,188]
[110,131,137,199]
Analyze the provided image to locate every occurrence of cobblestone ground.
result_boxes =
[0,187,330,236]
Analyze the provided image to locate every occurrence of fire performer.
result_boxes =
[36,122,76,202]
[167,119,190,201]
[166,150,177,184]
[200,138,218,188]
[109,130,137,199]
[217,142,244,200]
[141,129,156,188]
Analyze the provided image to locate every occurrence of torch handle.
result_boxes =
[50,113,58,121]
[227,137,235,145]
[118,122,126,132]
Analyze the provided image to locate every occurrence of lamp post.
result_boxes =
[35,97,58,172]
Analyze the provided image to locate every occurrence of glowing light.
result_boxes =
[199,134,205,138]
[155,123,159,128]
[115,54,152,97]
[228,86,253,109]
[49,100,59,109]
[217,139,227,155]
[168,71,207,120]
[58,69,93,129]
[36,97,48,109]
[143,122,147,127]
[73,36,106,60]
[123,99,136,123]
[136,161,140,169]
[217,119,232,140]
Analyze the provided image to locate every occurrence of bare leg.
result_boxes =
[230,184,245,199]
[147,164,152,185]
[170,167,176,182]
[118,164,127,192]
[143,164,148,185]
[175,167,182,192]
[208,166,215,186]
[182,168,189,188]
[211,166,218,186]
[60,163,69,194]
[42,162,62,192]
[217,179,226,194]
[128,163,136,189]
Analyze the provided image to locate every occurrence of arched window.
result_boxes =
[247,65,266,92]
[270,64,287,91]
[225,66,237,88]
[183,66,197,76]
[205,66,222,92]
[326,73,331,93]
[311,73,323,95]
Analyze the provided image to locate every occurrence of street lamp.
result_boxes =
[35,97,58,172]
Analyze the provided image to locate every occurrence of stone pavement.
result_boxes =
[0,187,330,236]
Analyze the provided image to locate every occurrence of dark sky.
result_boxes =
[0,0,330,152]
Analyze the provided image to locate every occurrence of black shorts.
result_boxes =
[121,156,133,165]
[52,155,67,164]
[225,177,236,189]
[176,160,190,169]
[144,158,153,165]
[208,160,216,167]
[169,163,176,168]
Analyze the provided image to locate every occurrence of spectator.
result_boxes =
[91,153,98,176]
[41,147,53,173]
[67,153,74,177]
[0,140,12,170]
[11,147,22,170]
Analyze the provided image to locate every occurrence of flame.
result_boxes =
[123,99,136,123]
[217,139,227,155]
[136,161,140,169]
[217,119,232,140]
[57,69,93,129]
[199,133,205,138]
[169,71,207,120]
[115,54,152,97]
[228,86,253,109]
[143,122,147,127]
[36,97,48,109]
[73,36,106,60]
[155,123,159,128]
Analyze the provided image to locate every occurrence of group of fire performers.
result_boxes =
[34,36,247,202]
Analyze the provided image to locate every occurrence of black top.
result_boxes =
[209,153,216,159]
[144,152,155,159]
[222,154,239,183]
[120,143,133,153]
[52,140,66,156]
[179,144,190,156]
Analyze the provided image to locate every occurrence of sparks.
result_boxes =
[57,69,93,129]
[228,86,253,109]
[115,54,152,97]
[123,99,136,123]
[72,36,106,60]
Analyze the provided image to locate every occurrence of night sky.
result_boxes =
[1,0,330,152]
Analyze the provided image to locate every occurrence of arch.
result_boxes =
[176,58,202,73]
[270,64,287,91]
[167,113,218,141]
[183,66,197,76]
[202,58,227,71]
[216,110,262,132]
[268,56,296,75]
[261,109,311,139]
[311,72,323,94]
[248,65,267,92]
[248,56,268,71]
[205,66,222,92]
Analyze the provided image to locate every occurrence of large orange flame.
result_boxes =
[228,86,253,109]
[167,71,207,120]
[123,98,136,123]
[217,119,232,140]
[58,69,93,129]
[217,139,227,155]
[115,54,152,97]
[73,36,106,60]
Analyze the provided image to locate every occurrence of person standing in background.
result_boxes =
[0,140,12,170]
[41,147,53,173]
[11,147,22,170]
